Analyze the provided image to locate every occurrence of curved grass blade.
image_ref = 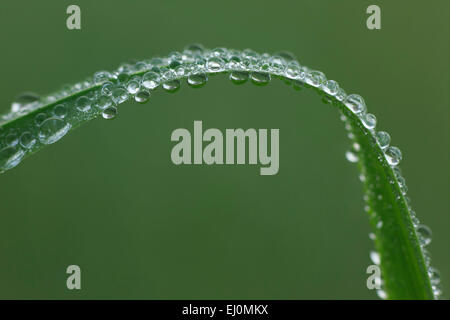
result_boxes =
[0,45,441,299]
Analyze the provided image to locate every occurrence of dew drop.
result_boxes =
[93,95,113,110]
[385,146,402,166]
[344,94,367,114]
[376,131,391,150]
[75,96,91,112]
[5,133,18,146]
[416,224,432,246]
[230,71,249,85]
[162,80,181,92]
[111,88,129,104]
[101,81,115,95]
[428,267,441,285]
[376,289,387,299]
[184,43,204,54]
[0,146,25,171]
[19,132,36,149]
[305,70,326,87]
[206,57,225,73]
[116,72,130,83]
[250,72,271,85]
[53,104,68,118]
[126,80,140,94]
[361,113,377,129]
[142,72,160,90]
[101,106,118,120]
[11,92,40,112]
[345,150,359,163]
[370,251,381,265]
[93,71,112,84]
[134,90,151,103]
[323,80,339,96]
[38,118,71,144]
[187,73,207,88]
[35,113,47,126]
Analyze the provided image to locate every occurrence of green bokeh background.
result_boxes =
[0,1,448,299]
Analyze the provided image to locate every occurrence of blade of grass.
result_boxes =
[0,46,440,299]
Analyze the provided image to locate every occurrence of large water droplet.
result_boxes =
[416,224,432,246]
[305,70,326,87]
[38,118,71,144]
[53,104,68,118]
[11,92,40,112]
[93,95,113,110]
[134,90,151,103]
[0,146,25,171]
[162,80,181,92]
[111,88,129,104]
[250,72,271,85]
[5,133,18,146]
[376,131,390,149]
[126,80,140,94]
[19,132,36,149]
[101,106,118,120]
[93,71,112,84]
[76,96,91,112]
[230,71,249,85]
[361,113,377,129]
[142,72,160,90]
[384,146,402,166]
[187,73,207,88]
[323,80,339,96]
[206,57,225,72]
[344,94,367,114]
[428,267,441,285]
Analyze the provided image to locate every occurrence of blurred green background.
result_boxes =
[0,1,448,299]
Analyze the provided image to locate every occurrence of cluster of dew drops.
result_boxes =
[0,44,443,298]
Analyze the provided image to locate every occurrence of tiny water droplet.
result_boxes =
[345,150,359,163]
[370,251,381,265]
[376,289,387,299]
[416,224,432,246]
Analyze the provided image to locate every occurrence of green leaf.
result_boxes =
[0,46,440,299]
